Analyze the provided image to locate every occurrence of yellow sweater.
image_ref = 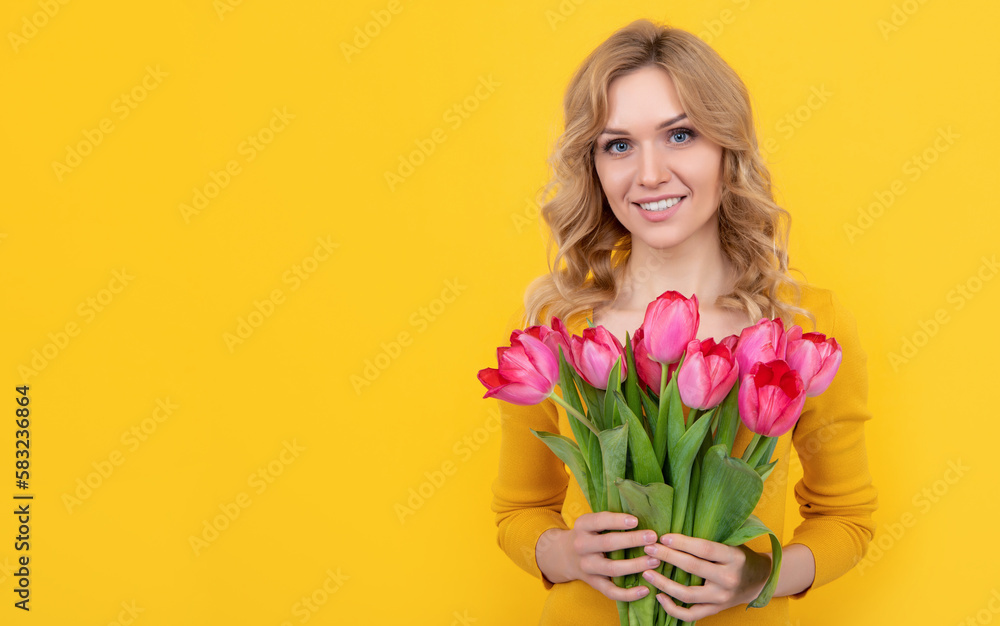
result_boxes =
[490,285,877,625]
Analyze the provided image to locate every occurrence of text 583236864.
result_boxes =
[14,385,32,611]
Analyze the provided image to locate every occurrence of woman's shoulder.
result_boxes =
[779,281,856,336]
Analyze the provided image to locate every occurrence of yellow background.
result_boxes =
[1,1,997,624]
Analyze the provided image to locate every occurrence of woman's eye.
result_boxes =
[608,140,629,153]
[670,130,690,143]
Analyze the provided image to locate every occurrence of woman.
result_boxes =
[490,19,877,625]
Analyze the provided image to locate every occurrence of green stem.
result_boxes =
[746,435,774,467]
[741,432,762,463]
[549,393,600,436]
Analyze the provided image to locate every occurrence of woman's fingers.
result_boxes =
[658,534,738,563]
[653,591,711,622]
[643,543,715,580]
[583,553,661,578]
[641,567,716,605]
[573,511,639,532]
[587,575,651,602]
[579,528,659,554]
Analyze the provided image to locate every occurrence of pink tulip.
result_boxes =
[737,360,806,438]
[513,317,574,368]
[632,326,678,392]
[677,338,739,410]
[569,326,627,390]
[640,291,700,365]
[719,334,739,353]
[478,333,559,405]
[734,318,787,377]
[785,327,842,397]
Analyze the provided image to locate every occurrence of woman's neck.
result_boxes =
[612,240,736,312]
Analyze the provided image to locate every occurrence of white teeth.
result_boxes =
[639,197,682,212]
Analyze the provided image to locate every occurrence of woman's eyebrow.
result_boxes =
[600,113,689,136]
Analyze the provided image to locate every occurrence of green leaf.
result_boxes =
[557,347,592,464]
[588,438,606,512]
[756,459,778,482]
[580,382,605,432]
[531,430,595,510]
[748,532,782,609]
[613,392,663,485]
[616,479,674,626]
[692,444,764,543]
[722,514,772,547]
[623,333,644,421]
[604,358,623,428]
[667,410,716,533]
[616,479,674,537]
[713,383,741,455]
[639,386,659,439]
[653,365,683,468]
[599,424,629,514]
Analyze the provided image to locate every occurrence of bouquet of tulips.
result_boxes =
[478,291,842,626]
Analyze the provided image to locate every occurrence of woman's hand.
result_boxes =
[641,534,772,621]
[536,512,662,602]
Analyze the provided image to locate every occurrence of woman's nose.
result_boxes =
[637,147,671,187]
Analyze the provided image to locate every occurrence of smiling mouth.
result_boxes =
[637,197,684,212]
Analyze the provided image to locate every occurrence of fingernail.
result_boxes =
[637,586,649,598]
[643,570,654,582]
[644,531,656,543]
[646,557,659,568]
[662,535,672,546]
[625,516,638,527]
[644,545,655,555]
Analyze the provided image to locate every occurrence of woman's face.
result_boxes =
[594,65,724,255]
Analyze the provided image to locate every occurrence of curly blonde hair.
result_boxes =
[523,19,813,331]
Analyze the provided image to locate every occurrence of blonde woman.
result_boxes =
[491,19,877,625]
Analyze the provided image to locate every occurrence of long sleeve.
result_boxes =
[491,396,571,588]
[787,289,878,595]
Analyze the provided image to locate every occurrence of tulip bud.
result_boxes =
[478,333,559,405]
[737,359,806,438]
[639,291,699,365]
[785,327,842,397]
[734,318,787,377]
[677,338,739,410]
[569,326,627,390]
